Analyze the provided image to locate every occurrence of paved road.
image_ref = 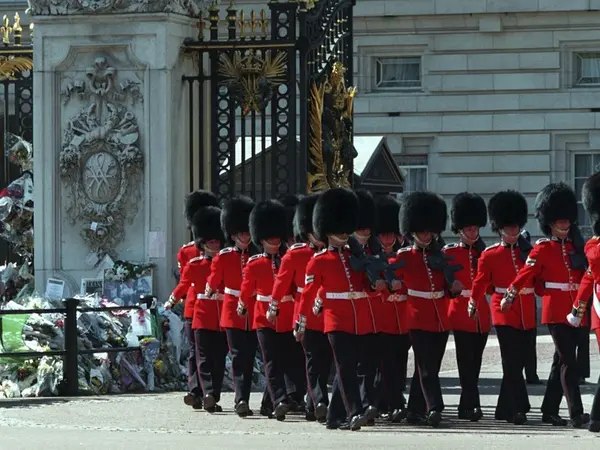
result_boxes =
[1,335,599,449]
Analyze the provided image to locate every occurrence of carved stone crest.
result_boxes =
[26,0,209,16]
[59,55,143,259]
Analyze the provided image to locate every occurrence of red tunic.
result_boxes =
[271,243,319,332]
[471,242,536,330]
[240,253,292,332]
[508,237,586,327]
[207,246,253,331]
[189,256,223,331]
[374,279,409,335]
[390,246,450,333]
[298,246,375,335]
[575,238,600,331]
[172,255,203,319]
[443,243,491,333]
[177,241,201,273]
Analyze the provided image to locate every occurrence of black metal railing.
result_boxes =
[0,298,145,396]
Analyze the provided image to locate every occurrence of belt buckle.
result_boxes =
[429,291,436,299]
[348,292,357,300]
[569,283,576,292]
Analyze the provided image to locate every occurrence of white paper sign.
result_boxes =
[45,278,65,300]
[148,231,165,258]
[130,309,153,336]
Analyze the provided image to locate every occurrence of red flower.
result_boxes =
[55,319,64,328]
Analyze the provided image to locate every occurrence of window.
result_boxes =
[574,52,600,87]
[574,153,600,238]
[394,155,428,198]
[374,57,421,90]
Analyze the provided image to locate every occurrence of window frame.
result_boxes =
[572,152,600,238]
[373,56,423,91]
[573,52,600,88]
[396,164,428,198]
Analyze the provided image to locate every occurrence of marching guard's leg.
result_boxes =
[256,328,290,421]
[284,333,307,411]
[212,331,228,407]
[226,328,257,417]
[358,333,380,424]
[455,330,487,421]
[195,329,218,412]
[303,330,332,422]
[379,333,407,422]
[576,323,591,382]
[184,319,202,408]
[591,329,600,432]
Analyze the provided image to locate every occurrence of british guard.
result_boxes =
[444,192,490,422]
[469,190,534,425]
[238,200,292,421]
[270,193,330,422]
[296,188,373,431]
[390,191,451,428]
[571,171,600,432]
[372,194,409,422]
[186,206,228,413]
[353,189,381,423]
[177,190,219,276]
[205,195,256,417]
[278,193,307,410]
[505,183,588,426]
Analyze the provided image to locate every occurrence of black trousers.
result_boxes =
[358,333,380,410]
[454,330,488,410]
[303,329,332,413]
[592,331,600,422]
[524,327,538,381]
[184,319,202,397]
[408,330,449,414]
[541,324,584,418]
[495,325,531,417]
[576,324,591,379]
[225,328,257,405]
[285,338,307,403]
[327,331,363,421]
[194,329,228,402]
[256,328,290,407]
[377,333,410,412]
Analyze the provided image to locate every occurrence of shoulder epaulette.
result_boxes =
[397,247,412,254]
[313,248,327,257]
[218,247,235,255]
[289,243,307,251]
[189,256,205,263]
[248,253,266,263]
[536,238,550,245]
[182,241,194,248]
[484,242,501,252]
[443,243,458,250]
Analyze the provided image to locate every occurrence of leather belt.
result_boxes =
[257,294,272,302]
[387,294,407,302]
[325,291,368,300]
[196,293,224,300]
[545,282,580,292]
[494,287,534,295]
[224,287,241,297]
[407,289,444,299]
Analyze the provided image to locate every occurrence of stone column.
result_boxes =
[30,1,205,300]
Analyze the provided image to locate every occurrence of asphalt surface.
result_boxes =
[1,334,599,449]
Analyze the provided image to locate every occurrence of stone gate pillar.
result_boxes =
[30,1,205,300]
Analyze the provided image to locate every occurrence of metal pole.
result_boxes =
[63,297,80,396]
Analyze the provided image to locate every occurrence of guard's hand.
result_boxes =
[236,300,247,316]
[266,303,278,323]
[467,299,477,318]
[293,329,304,342]
[450,279,464,295]
[164,296,176,310]
[391,279,402,291]
[500,297,511,312]
[567,313,582,328]
[374,280,386,292]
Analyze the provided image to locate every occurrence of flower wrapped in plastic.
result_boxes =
[139,337,160,391]
[5,133,33,171]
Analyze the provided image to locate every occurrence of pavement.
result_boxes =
[1,334,599,450]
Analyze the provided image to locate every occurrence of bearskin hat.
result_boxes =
[293,193,321,242]
[249,199,287,248]
[534,182,578,237]
[220,195,254,239]
[281,194,302,242]
[399,191,447,236]
[313,188,359,241]
[191,206,224,243]
[355,189,377,231]
[583,171,600,236]
[488,190,528,232]
[374,195,400,235]
[184,190,218,222]
[451,192,488,234]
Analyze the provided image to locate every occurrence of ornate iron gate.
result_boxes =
[182,0,356,202]
[0,13,33,264]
